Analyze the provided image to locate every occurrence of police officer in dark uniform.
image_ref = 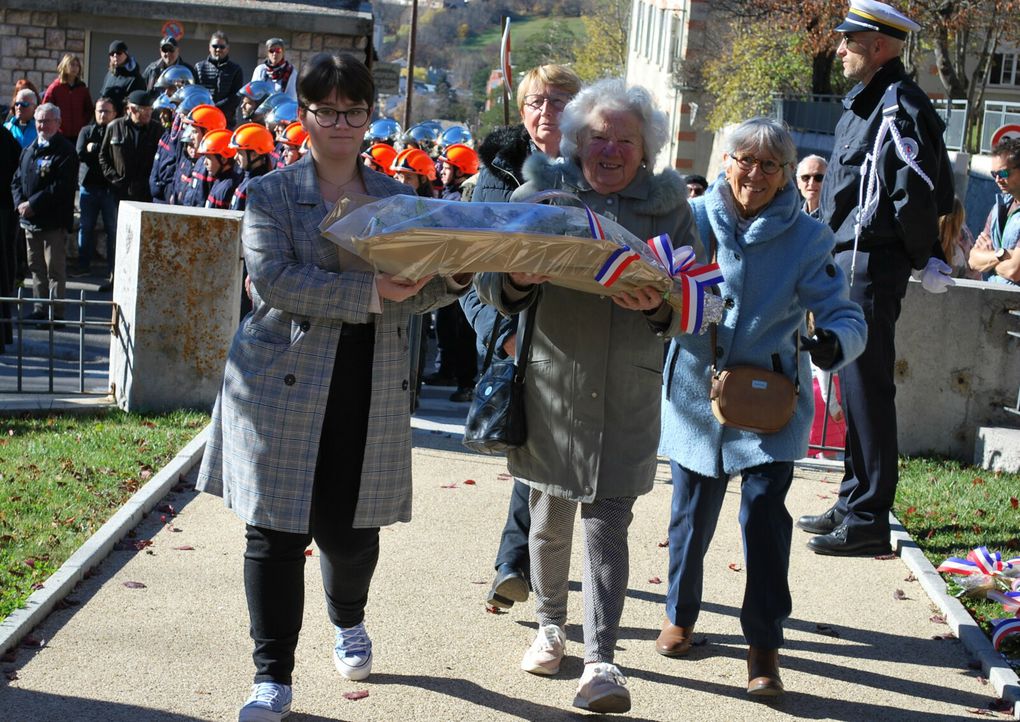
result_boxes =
[797,0,955,555]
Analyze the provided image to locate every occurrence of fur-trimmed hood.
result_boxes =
[477,123,532,174]
[513,152,688,218]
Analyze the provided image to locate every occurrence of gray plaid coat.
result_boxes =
[196,155,463,533]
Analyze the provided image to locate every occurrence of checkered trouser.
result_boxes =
[528,488,636,663]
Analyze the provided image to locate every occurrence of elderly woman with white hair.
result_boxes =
[656,118,866,697]
[476,77,697,714]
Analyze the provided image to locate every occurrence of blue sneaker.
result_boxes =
[238,681,292,722]
[333,622,373,680]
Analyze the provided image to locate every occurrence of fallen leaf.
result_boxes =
[463,479,476,485]
[816,494,830,500]
[30,583,44,591]
[728,563,742,572]
[976,676,988,686]
[304,549,313,557]
[874,553,898,561]
[972,477,985,486]
[470,580,486,585]
[440,483,458,489]
[905,506,916,515]
[122,581,147,589]
[142,421,156,428]
[965,708,992,716]
[975,509,987,518]
[485,605,505,615]
[343,690,369,701]
[904,573,917,582]
[932,632,956,640]
[497,473,512,480]
[893,589,908,600]
[1011,497,1019,510]
[657,539,668,548]
[648,576,662,584]
[22,558,35,568]
[172,546,195,551]
[930,613,947,625]
[140,469,153,481]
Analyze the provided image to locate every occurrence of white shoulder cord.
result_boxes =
[850,100,935,285]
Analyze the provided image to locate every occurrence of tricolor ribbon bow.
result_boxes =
[991,616,1020,652]
[646,234,724,334]
[936,546,1020,578]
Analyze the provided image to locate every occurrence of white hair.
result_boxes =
[15,88,38,104]
[723,117,798,183]
[558,77,669,166]
[796,154,828,174]
[36,102,60,119]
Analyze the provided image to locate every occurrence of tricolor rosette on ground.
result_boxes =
[321,194,724,333]
[937,546,1020,651]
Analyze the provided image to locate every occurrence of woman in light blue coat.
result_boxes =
[657,118,866,698]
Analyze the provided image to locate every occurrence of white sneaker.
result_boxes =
[334,622,373,681]
[520,624,566,676]
[239,681,292,722]
[573,662,631,714]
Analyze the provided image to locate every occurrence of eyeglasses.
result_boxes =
[732,154,786,175]
[799,173,824,183]
[991,167,1014,180]
[523,94,569,112]
[303,105,370,128]
[211,44,227,50]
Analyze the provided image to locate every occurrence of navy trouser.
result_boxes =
[493,478,531,574]
[433,301,477,387]
[834,247,911,535]
[244,327,380,685]
[78,184,118,274]
[666,460,794,650]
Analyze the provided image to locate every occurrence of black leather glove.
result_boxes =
[801,327,841,370]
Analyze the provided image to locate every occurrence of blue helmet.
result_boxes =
[365,117,402,145]
[155,65,194,90]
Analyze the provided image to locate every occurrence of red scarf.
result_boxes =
[265,59,293,88]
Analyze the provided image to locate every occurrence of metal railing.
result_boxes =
[0,289,118,395]
[1006,309,1020,419]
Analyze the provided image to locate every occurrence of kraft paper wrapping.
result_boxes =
[319,194,684,312]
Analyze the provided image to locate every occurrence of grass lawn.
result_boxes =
[894,456,1020,666]
[0,409,209,622]
[463,15,586,49]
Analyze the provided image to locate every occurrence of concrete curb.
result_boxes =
[891,513,1020,719]
[0,425,208,658]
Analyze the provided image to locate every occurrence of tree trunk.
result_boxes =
[932,26,968,98]
[811,51,834,94]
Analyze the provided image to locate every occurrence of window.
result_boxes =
[989,53,1020,86]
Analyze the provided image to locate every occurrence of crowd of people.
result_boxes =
[2,0,1019,718]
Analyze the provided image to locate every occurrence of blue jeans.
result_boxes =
[666,460,794,650]
[78,185,118,273]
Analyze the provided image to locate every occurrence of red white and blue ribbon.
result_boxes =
[991,617,1020,651]
[591,205,641,287]
[937,547,1020,577]
[646,234,724,334]
[987,590,1020,614]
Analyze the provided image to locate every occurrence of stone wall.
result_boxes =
[0,10,84,93]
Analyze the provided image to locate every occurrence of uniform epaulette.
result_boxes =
[880,84,901,117]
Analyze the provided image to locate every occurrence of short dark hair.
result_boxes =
[210,31,229,44]
[992,138,1020,169]
[684,174,708,190]
[297,52,374,108]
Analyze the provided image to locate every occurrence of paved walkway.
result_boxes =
[0,388,1001,721]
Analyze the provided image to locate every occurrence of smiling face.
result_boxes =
[302,91,370,166]
[725,147,787,218]
[578,109,644,195]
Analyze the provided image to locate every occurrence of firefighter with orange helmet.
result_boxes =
[178,104,228,206]
[390,147,436,197]
[195,128,241,209]
[229,122,276,211]
[279,121,307,166]
[361,143,397,176]
[437,143,479,201]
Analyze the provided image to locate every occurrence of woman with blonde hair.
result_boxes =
[939,196,978,279]
[42,54,93,142]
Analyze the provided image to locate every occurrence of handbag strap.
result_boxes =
[707,226,800,393]
[478,294,538,380]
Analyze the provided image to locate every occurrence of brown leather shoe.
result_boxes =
[746,647,784,697]
[655,619,695,657]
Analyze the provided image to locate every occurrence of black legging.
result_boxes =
[243,326,380,685]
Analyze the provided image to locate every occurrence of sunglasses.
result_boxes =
[108,51,124,57]
[13,101,32,108]
[799,173,824,183]
[211,44,227,50]
[991,167,1014,180]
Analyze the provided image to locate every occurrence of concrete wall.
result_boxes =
[896,278,1020,459]
[109,203,243,413]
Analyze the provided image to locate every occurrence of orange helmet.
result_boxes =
[280,121,308,148]
[390,147,436,181]
[197,128,238,158]
[361,143,397,176]
[439,143,479,176]
[230,123,275,155]
[184,104,227,132]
